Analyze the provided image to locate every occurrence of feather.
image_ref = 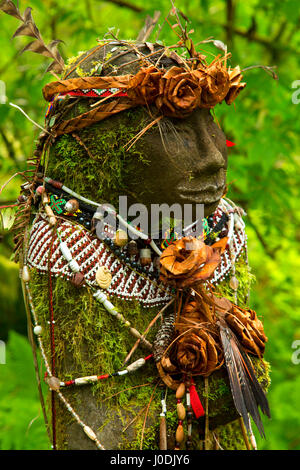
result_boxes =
[219,319,270,438]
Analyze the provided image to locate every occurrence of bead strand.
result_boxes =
[186,383,193,449]
[56,391,105,450]
[92,289,152,350]
[25,280,105,450]
[56,228,152,350]
[174,382,186,450]
[60,354,153,387]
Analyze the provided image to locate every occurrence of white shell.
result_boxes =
[95,266,112,289]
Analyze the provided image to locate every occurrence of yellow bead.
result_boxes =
[114,229,128,247]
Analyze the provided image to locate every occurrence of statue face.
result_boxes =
[127,108,228,218]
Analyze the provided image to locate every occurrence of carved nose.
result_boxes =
[192,130,226,176]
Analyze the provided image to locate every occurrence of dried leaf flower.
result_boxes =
[159,236,227,288]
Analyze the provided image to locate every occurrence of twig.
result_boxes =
[122,405,148,433]
[123,298,175,365]
[102,0,144,13]
[140,380,160,450]
[9,103,51,134]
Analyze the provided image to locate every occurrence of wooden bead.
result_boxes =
[114,229,128,247]
[71,272,85,288]
[140,248,151,266]
[177,402,186,420]
[176,382,186,399]
[47,376,60,391]
[159,416,167,450]
[175,424,185,443]
[127,240,138,256]
[42,192,49,205]
[95,266,112,289]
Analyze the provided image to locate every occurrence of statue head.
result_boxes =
[45,41,244,222]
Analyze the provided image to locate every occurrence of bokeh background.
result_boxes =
[0,0,299,450]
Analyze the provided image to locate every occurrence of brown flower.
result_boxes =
[155,66,201,117]
[213,295,267,357]
[193,60,231,108]
[225,305,267,356]
[159,236,227,288]
[126,66,162,105]
[170,300,224,376]
[225,66,246,105]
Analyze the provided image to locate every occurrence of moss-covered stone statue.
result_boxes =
[5,12,270,450]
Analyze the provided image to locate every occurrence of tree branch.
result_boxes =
[102,0,144,13]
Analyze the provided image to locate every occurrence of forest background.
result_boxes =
[0,0,299,450]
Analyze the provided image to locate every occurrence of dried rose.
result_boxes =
[194,60,230,108]
[127,66,162,105]
[155,66,201,117]
[159,236,227,288]
[225,305,267,356]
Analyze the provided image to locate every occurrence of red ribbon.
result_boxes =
[226,139,235,147]
[189,382,205,418]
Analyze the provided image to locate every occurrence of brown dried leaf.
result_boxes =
[21,40,53,57]
[0,0,23,21]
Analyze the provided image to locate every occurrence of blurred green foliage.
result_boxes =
[0,0,299,450]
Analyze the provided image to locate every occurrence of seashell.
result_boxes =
[95,266,112,289]
[114,229,128,247]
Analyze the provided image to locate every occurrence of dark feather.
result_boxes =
[219,319,270,438]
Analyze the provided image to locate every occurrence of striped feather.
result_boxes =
[219,319,270,438]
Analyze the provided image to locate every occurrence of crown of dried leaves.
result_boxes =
[159,236,228,288]
[42,60,246,128]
